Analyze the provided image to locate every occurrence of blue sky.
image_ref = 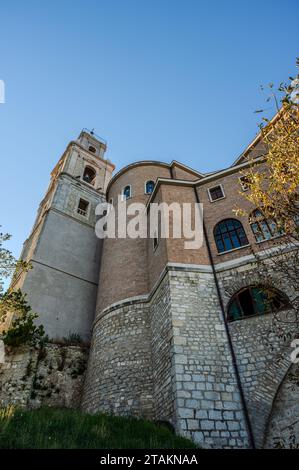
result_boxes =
[0,0,298,265]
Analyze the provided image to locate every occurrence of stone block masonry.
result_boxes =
[82,260,299,448]
[83,268,250,448]
[82,301,154,418]
[167,269,249,448]
[218,260,299,448]
[264,362,299,448]
[1,260,298,448]
[2,264,296,449]
[0,343,88,409]
[150,272,174,423]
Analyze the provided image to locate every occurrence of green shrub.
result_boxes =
[0,290,46,348]
[62,332,83,345]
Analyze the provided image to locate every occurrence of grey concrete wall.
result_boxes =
[21,207,102,342]
[18,173,106,342]
[33,209,101,285]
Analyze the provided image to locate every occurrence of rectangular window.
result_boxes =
[77,198,89,217]
[239,175,251,191]
[208,185,225,202]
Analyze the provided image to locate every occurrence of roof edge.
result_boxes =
[231,107,284,167]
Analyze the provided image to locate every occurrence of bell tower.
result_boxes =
[12,130,115,342]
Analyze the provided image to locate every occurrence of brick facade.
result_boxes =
[83,149,298,448]
[5,129,298,449]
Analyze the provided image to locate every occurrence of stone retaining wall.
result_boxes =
[0,343,88,409]
[4,260,295,449]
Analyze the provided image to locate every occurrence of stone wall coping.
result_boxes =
[215,242,298,273]
[146,155,266,207]
[94,242,298,330]
[93,263,213,327]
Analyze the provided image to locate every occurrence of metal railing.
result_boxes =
[81,128,107,146]
[77,208,87,216]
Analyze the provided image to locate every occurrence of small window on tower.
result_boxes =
[88,145,96,154]
[82,166,96,185]
[77,198,89,217]
[208,185,225,202]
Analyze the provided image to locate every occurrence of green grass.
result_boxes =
[0,406,197,449]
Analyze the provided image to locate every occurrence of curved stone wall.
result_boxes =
[81,299,154,418]
[82,269,176,424]
[82,265,251,448]
[83,252,298,448]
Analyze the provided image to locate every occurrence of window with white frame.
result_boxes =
[214,218,249,253]
[122,185,132,200]
[145,180,155,195]
[208,184,225,202]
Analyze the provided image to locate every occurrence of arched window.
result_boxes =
[82,166,96,185]
[122,185,132,200]
[227,285,289,322]
[214,219,249,253]
[145,180,155,194]
[250,209,278,242]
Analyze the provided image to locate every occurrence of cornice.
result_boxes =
[145,155,266,208]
